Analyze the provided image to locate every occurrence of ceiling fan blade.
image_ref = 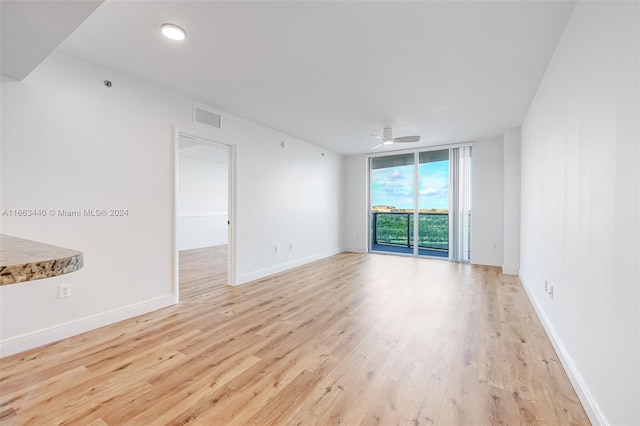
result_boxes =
[371,143,383,150]
[369,134,383,140]
[393,136,420,143]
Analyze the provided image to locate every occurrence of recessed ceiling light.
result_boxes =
[161,23,186,41]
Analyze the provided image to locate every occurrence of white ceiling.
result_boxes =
[0,0,103,81]
[51,1,574,155]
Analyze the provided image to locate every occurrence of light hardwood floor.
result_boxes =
[0,253,589,425]
[179,246,228,299]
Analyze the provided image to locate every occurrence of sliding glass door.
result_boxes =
[369,146,471,261]
[417,150,449,257]
[370,154,415,254]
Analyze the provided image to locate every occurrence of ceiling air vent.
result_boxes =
[193,106,221,129]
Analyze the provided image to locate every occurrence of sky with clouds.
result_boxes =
[371,160,449,209]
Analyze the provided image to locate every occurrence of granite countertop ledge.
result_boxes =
[0,234,84,285]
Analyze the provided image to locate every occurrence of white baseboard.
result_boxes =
[235,248,343,286]
[343,247,367,253]
[0,294,175,358]
[470,258,502,267]
[519,273,608,426]
[501,265,519,275]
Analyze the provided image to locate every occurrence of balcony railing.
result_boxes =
[372,212,449,253]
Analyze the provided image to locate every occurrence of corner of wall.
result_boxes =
[503,128,521,275]
[501,266,519,275]
[470,138,505,267]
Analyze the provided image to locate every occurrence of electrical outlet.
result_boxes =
[544,280,554,299]
[59,284,71,298]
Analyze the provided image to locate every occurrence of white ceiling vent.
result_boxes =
[193,105,221,129]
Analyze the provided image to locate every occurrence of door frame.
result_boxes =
[172,127,237,303]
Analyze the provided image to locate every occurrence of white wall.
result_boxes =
[178,154,228,250]
[470,138,504,266]
[0,53,344,355]
[236,131,344,284]
[343,155,368,253]
[503,128,521,275]
[520,2,639,424]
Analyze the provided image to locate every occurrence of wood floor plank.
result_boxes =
[179,245,227,299]
[0,251,590,425]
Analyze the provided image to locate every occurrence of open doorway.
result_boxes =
[176,133,231,299]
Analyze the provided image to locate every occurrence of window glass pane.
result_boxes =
[370,154,414,252]
[419,150,449,164]
[417,149,449,256]
[370,154,414,211]
[371,153,414,170]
